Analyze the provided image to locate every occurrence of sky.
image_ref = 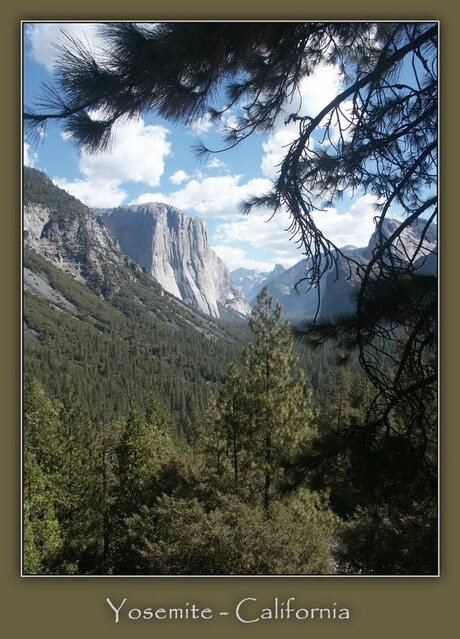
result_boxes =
[23,22,384,273]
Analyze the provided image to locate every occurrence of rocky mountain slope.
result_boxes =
[24,168,249,321]
[99,203,250,319]
[233,218,437,322]
[23,168,140,298]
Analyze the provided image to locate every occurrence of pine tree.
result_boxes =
[53,389,103,573]
[109,398,176,573]
[23,450,63,574]
[23,381,64,573]
[23,379,61,473]
[190,393,231,485]
[220,364,244,487]
[235,287,315,509]
[23,381,106,574]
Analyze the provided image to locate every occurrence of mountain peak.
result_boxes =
[102,203,250,319]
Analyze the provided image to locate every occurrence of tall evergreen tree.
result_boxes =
[109,397,176,573]
[220,364,245,488]
[53,389,103,573]
[23,379,61,472]
[189,392,232,486]
[230,287,315,509]
[23,381,63,573]
[23,450,63,574]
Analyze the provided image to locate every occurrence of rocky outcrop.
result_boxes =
[100,203,250,318]
[24,202,123,283]
[258,260,323,321]
[363,217,437,264]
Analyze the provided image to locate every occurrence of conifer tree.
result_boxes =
[23,381,63,573]
[23,450,63,574]
[23,379,61,472]
[109,397,176,573]
[53,389,103,573]
[236,287,315,509]
[190,393,231,485]
[221,364,244,488]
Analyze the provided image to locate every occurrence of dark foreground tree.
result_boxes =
[109,397,177,573]
[283,273,437,574]
[130,492,334,575]
[23,381,104,573]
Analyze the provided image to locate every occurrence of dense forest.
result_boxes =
[23,285,436,575]
[24,247,244,425]
[23,289,341,574]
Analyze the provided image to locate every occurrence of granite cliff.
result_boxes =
[100,203,250,318]
[23,168,249,320]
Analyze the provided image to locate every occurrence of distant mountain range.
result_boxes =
[23,166,437,331]
[232,219,437,322]
[231,264,285,302]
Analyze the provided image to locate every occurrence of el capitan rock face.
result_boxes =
[100,203,250,319]
[23,169,249,321]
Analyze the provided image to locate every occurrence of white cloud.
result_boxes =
[311,194,381,248]
[52,177,127,208]
[219,110,239,133]
[189,112,213,134]
[79,118,171,186]
[261,125,299,179]
[291,63,343,122]
[23,142,38,167]
[206,157,227,170]
[214,208,302,267]
[212,193,381,269]
[25,23,101,72]
[169,170,190,185]
[53,116,171,207]
[131,174,272,219]
[131,191,169,206]
[211,245,276,272]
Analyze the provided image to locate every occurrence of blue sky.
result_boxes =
[23,22,386,272]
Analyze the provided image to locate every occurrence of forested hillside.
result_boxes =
[23,290,343,575]
[24,247,246,424]
[23,167,250,423]
[23,168,437,577]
